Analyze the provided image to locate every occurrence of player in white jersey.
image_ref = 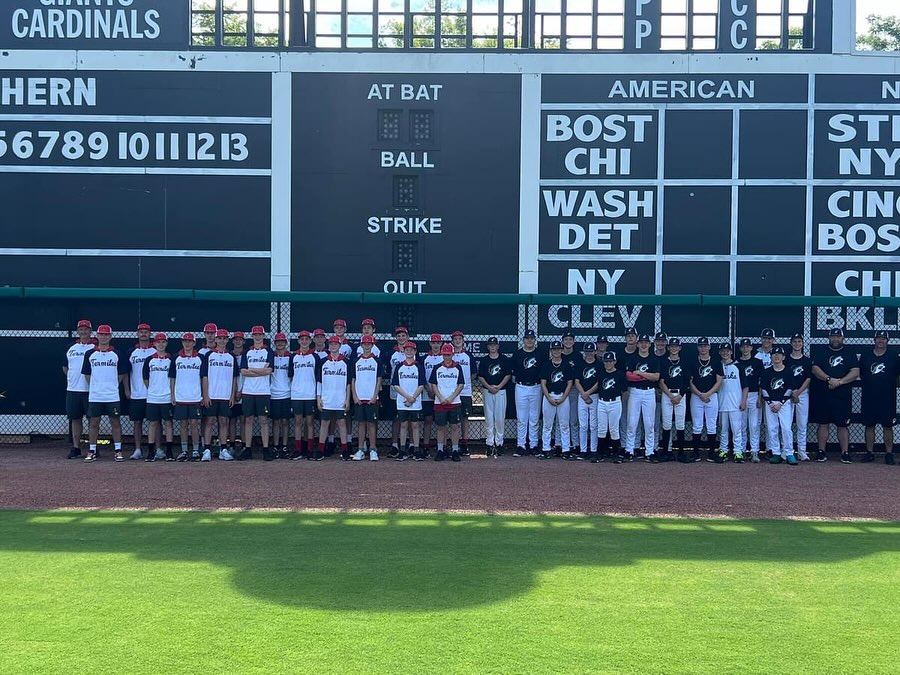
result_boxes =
[313,328,328,360]
[315,336,351,460]
[357,318,382,359]
[428,344,466,462]
[229,331,246,452]
[199,323,217,356]
[291,331,319,460]
[240,326,276,461]
[201,329,239,461]
[142,333,175,462]
[450,331,477,454]
[125,323,156,460]
[170,332,204,461]
[716,343,748,463]
[270,332,294,459]
[386,326,409,457]
[351,334,381,461]
[756,328,775,368]
[63,318,95,459]
[392,341,427,461]
[333,319,353,358]
[421,333,444,455]
[81,325,129,462]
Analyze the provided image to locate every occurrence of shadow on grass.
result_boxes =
[1,511,898,612]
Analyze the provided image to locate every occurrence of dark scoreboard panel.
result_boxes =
[291,73,521,298]
[538,72,900,339]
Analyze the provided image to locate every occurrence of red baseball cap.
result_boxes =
[204,323,217,333]
[313,328,326,337]
[297,330,311,338]
[251,325,265,335]
[440,344,454,355]
[328,335,341,344]
[404,341,417,350]
[361,335,375,344]
[181,332,195,341]
[395,326,408,335]
[232,331,245,339]
[77,319,92,329]
[430,333,442,342]
[274,332,287,341]
[97,325,112,335]
[451,330,464,337]
[215,329,229,338]
[361,318,375,326]
[333,319,346,328]
[137,323,151,331]
[154,332,168,341]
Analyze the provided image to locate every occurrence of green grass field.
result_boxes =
[0,511,897,674]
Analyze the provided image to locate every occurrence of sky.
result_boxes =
[856,0,898,29]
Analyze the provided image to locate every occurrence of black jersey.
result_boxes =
[625,352,658,390]
[858,349,899,394]
[814,346,859,381]
[576,359,601,393]
[512,348,543,386]
[691,358,724,394]
[597,368,628,400]
[737,356,764,392]
[660,358,690,392]
[561,350,582,376]
[540,359,573,395]
[478,354,512,387]
[760,366,794,403]
[786,354,812,388]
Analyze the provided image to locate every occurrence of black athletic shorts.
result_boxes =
[861,390,897,427]
[320,409,346,421]
[354,403,378,422]
[291,399,316,417]
[174,403,202,421]
[89,401,121,418]
[422,401,434,418]
[397,409,422,423]
[145,403,174,422]
[242,395,270,417]
[128,398,147,422]
[460,396,473,417]
[230,403,243,419]
[434,406,461,427]
[66,391,90,420]
[205,400,231,418]
[810,390,852,427]
[269,398,292,420]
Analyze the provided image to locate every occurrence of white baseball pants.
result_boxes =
[483,389,507,447]
[660,394,687,430]
[515,384,541,449]
[765,400,794,457]
[690,393,719,435]
[625,388,656,455]
[742,392,761,453]
[577,396,598,453]
[794,389,809,455]
[719,410,745,453]
[542,393,570,452]
[597,398,622,440]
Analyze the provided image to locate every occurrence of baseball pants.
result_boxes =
[793,389,810,456]
[483,389,507,447]
[690,393,719,436]
[765,401,795,457]
[577,397,598,453]
[719,410,745,453]
[542,393,570,452]
[660,394,687,431]
[597,398,622,440]
[742,391,761,453]
[568,389,580,449]
[625,388,656,455]
[515,384,541,449]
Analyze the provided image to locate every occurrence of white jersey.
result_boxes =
[271,351,292,400]
[392,360,426,411]
[127,344,156,399]
[338,340,352,359]
[452,350,476,397]
[387,347,406,400]
[429,362,464,407]
[316,356,349,411]
[719,361,744,412]
[171,350,203,404]
[422,353,443,402]
[351,354,381,401]
[755,350,772,369]
[356,343,381,359]
[240,346,275,396]
[142,353,173,404]
[65,341,95,392]
[82,347,126,403]
[201,350,238,401]
[291,350,319,400]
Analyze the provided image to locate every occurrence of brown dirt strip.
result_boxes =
[1,443,898,520]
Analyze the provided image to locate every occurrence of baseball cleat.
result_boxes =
[67,448,82,460]
[769,455,783,464]
[176,451,189,462]
[840,452,853,464]
[860,452,875,463]
[130,449,142,460]
[114,452,125,462]
[434,449,446,462]
[201,449,212,462]
[351,450,365,461]
[83,452,98,463]
[733,452,744,464]
[369,450,379,461]
[816,450,827,462]
[451,450,461,462]
[786,454,798,465]
[885,453,895,465]
[219,449,234,461]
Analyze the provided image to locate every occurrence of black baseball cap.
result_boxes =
[638,334,651,342]
[550,340,563,349]
[654,332,668,341]
[487,336,499,344]
[697,337,710,346]
[625,327,637,336]
[761,328,775,339]
[791,333,803,341]
[772,346,786,355]
[582,342,596,352]
[603,351,617,362]
[829,328,844,337]
[562,331,575,339]
[719,342,733,351]
[596,335,609,344]
[875,330,889,339]
[523,329,536,338]
[739,338,752,347]
[668,337,681,346]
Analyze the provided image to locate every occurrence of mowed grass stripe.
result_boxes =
[0,511,897,674]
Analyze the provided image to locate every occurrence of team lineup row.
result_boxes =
[63,320,900,467]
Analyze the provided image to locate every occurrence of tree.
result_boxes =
[856,14,900,51]
[191,0,281,48]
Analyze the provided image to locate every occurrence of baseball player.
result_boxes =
[620,327,639,444]
[142,332,174,461]
[239,326,275,461]
[170,332,203,461]
[315,335,351,460]
[199,323,218,356]
[477,336,512,457]
[561,331,581,452]
[659,337,691,463]
[652,332,669,456]
[63,319,95,459]
[81,324,128,462]
[428,343,465,462]
[357,319,381,359]
[313,328,328,360]
[787,333,813,461]
[760,346,797,465]
[512,329,543,456]
[690,337,724,462]
[421,333,444,455]
[290,330,319,460]
[386,326,409,457]
[228,330,246,454]
[574,342,600,460]
[451,330,476,455]
[540,340,574,459]
[737,338,765,463]
[201,329,239,461]
[311,328,329,452]
[716,342,747,463]
[350,334,381,461]
[333,319,353,358]
[623,334,659,462]
[756,328,775,368]
[811,328,860,463]
[125,323,156,460]
[270,332,294,459]
[858,330,898,464]
[392,341,427,461]
[596,335,610,358]
[598,351,627,463]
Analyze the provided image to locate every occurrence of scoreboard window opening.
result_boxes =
[191,0,286,47]
[393,241,419,272]
[378,110,403,141]
[756,0,815,50]
[410,110,434,142]
[393,175,419,209]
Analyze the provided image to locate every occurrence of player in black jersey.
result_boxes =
[787,333,813,461]
[737,338,765,462]
[659,337,690,462]
[513,329,543,456]
[858,330,899,464]
[597,352,627,463]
